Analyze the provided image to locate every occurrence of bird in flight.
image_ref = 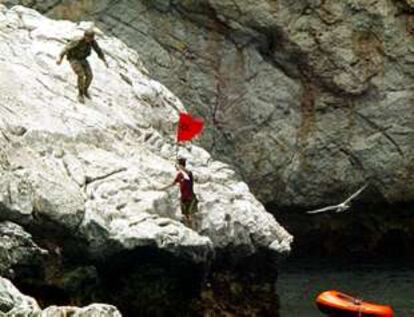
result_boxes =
[306,183,368,214]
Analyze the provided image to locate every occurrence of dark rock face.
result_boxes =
[0,222,46,278]
[0,223,121,316]
[273,201,414,260]
[197,250,281,317]
[6,0,414,209]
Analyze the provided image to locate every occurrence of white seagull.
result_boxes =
[306,183,368,214]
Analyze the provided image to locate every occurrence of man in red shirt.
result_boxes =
[160,158,198,227]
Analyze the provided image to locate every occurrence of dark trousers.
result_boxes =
[69,59,93,96]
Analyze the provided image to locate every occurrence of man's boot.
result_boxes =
[78,94,85,104]
[78,86,85,104]
[84,90,92,100]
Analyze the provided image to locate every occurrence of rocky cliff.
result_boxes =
[0,5,292,316]
[7,0,414,210]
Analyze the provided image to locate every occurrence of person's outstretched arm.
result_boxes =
[158,182,175,191]
[158,172,182,191]
[92,40,109,68]
[57,39,78,65]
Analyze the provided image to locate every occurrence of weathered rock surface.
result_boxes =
[42,303,122,317]
[0,221,47,278]
[9,0,414,208]
[0,277,39,316]
[0,276,121,316]
[0,4,291,260]
[0,5,291,316]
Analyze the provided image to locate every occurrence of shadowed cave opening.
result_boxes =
[13,246,207,316]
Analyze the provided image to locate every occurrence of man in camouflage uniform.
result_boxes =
[57,29,108,103]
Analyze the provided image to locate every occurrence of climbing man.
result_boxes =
[159,157,198,228]
[56,29,108,103]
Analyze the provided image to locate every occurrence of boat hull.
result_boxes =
[316,290,393,317]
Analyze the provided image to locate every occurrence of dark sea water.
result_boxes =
[278,258,414,317]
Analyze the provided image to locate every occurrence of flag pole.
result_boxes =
[175,141,180,159]
[175,115,180,159]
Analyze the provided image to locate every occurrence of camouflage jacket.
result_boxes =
[60,37,105,61]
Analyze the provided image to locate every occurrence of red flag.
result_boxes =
[176,112,204,142]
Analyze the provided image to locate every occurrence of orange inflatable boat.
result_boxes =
[316,290,393,317]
